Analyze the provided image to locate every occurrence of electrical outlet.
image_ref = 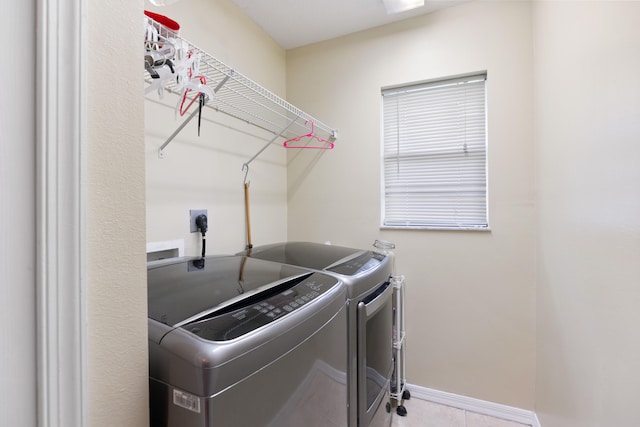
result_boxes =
[189,209,208,233]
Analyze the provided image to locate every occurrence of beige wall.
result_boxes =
[84,0,640,424]
[144,0,288,256]
[85,0,287,425]
[286,1,535,409]
[534,1,640,426]
[87,0,148,425]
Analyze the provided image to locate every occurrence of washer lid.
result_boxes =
[182,271,342,341]
[243,242,385,276]
[243,242,361,270]
[147,256,310,327]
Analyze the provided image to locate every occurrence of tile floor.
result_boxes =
[391,399,531,427]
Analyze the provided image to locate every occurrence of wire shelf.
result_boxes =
[144,16,337,156]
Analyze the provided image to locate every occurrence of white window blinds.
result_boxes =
[381,74,488,229]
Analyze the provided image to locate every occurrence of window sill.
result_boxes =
[380,225,491,232]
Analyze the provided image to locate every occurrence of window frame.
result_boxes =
[380,73,489,231]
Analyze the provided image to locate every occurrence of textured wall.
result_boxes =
[87,0,148,425]
[534,1,640,425]
[286,1,536,409]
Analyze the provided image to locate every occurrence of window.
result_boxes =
[381,74,488,230]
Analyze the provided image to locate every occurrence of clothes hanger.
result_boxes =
[283,120,334,149]
[145,65,174,97]
[175,51,214,117]
[145,48,175,78]
[144,17,180,93]
[177,76,213,116]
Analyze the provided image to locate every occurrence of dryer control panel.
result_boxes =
[183,272,340,341]
[327,251,385,276]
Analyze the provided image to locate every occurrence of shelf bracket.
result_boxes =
[241,116,299,171]
[158,108,200,158]
[214,72,232,93]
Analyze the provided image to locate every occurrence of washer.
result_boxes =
[239,242,394,427]
[147,255,348,427]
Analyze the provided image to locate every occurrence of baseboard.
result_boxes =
[532,413,542,427]
[406,384,540,426]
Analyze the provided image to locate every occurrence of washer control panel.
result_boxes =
[327,251,385,276]
[184,272,340,341]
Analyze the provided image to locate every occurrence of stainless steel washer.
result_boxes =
[147,255,348,427]
[239,242,394,427]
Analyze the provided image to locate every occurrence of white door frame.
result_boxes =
[36,0,87,426]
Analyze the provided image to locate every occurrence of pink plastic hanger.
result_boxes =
[176,50,214,116]
[283,120,335,149]
[178,75,210,116]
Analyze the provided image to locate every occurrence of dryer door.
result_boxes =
[356,281,393,426]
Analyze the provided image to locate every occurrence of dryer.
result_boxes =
[239,242,394,427]
[147,255,348,427]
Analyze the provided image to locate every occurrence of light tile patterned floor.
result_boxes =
[391,399,530,427]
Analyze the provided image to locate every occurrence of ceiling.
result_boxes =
[231,0,472,50]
